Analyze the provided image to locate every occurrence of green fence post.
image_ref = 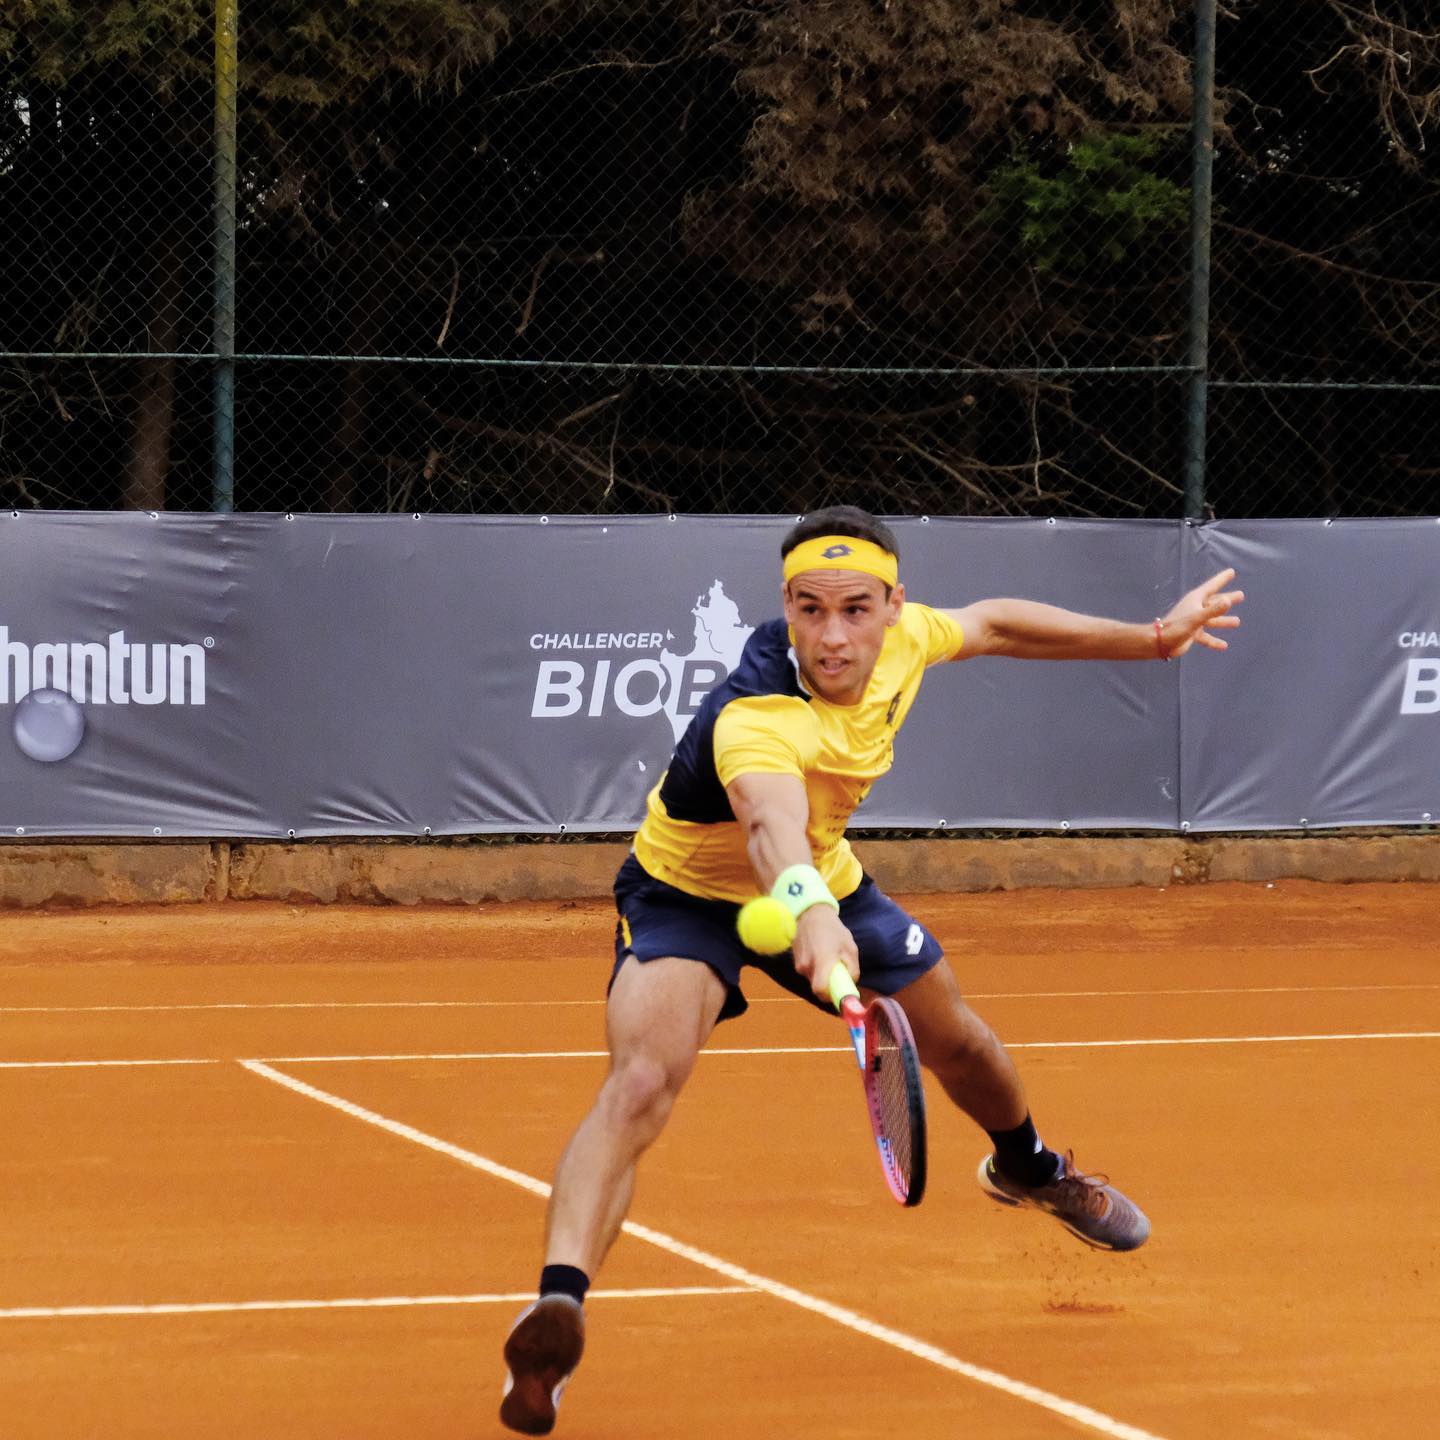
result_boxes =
[1183,0,1217,521]
[212,0,238,513]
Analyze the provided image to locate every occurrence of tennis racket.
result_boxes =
[827,965,927,1207]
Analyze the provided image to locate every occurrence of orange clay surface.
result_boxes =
[0,880,1437,1440]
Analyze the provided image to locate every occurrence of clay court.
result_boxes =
[2,879,1436,1440]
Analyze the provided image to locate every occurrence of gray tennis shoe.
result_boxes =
[978,1150,1151,1252]
[500,1294,586,1436]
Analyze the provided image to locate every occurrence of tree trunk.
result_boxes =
[121,230,186,510]
[327,357,370,512]
[326,243,387,512]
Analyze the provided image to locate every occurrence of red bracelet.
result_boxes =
[1154,618,1170,661]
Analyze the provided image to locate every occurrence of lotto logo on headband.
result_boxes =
[782,535,899,587]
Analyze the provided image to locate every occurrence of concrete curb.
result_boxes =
[3,834,1440,909]
[0,843,224,908]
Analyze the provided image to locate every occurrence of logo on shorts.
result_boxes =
[822,544,853,560]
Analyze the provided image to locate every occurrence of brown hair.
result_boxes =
[780,505,900,563]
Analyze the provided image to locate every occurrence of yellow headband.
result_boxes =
[782,535,898,589]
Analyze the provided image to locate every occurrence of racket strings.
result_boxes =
[870,1007,915,1184]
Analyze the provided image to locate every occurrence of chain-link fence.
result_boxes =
[2,1,1437,517]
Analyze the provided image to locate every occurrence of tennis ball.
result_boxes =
[736,895,797,955]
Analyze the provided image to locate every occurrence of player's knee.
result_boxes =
[921,1013,999,1079]
[602,1054,680,1131]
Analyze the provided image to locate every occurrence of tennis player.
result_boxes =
[500,506,1244,1435]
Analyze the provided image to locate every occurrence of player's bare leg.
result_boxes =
[892,959,1150,1252]
[544,954,725,1274]
[501,955,724,1435]
[889,959,1028,1129]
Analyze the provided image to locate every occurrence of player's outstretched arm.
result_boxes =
[726,771,859,998]
[941,568,1244,662]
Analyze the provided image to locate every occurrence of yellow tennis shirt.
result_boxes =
[632,603,965,903]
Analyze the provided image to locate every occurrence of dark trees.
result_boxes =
[1,1,1435,515]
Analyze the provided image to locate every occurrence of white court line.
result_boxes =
[0,1000,604,1015]
[966,983,1440,1001]
[275,1045,846,1063]
[4,981,1436,1015]
[0,1047,832,1070]
[247,1031,1440,1064]
[241,1059,1165,1440]
[0,1287,751,1321]
[0,1057,222,1070]
[1007,1031,1440,1051]
[3,1030,1440,1071]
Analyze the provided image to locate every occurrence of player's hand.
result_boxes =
[791,905,860,1002]
[1160,567,1244,657]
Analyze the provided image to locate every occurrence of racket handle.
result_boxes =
[828,965,867,1070]
[827,964,860,1013]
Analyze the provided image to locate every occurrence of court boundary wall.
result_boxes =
[3,834,1440,908]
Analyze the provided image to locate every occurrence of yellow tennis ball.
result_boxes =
[736,895,797,955]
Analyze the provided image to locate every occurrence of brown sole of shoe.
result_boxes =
[499,1300,586,1437]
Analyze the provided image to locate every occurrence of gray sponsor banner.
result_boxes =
[863,518,1182,828]
[0,513,1179,837]
[1181,520,1440,830]
[9,511,1427,838]
[1,513,785,836]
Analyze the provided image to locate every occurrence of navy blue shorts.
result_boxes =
[611,853,944,1022]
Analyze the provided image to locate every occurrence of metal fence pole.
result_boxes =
[212,0,238,513]
[1183,0,1217,521]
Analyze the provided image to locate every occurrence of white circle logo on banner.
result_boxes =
[13,688,86,762]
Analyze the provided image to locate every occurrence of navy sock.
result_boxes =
[987,1114,1062,1188]
[539,1264,591,1306]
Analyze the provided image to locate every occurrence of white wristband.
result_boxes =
[771,863,839,918]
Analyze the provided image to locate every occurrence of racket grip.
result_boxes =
[827,964,860,1013]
